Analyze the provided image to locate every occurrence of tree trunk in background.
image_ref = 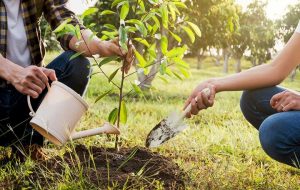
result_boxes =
[235,58,242,73]
[137,25,166,90]
[223,48,230,73]
[215,49,221,66]
[197,52,202,70]
[251,58,257,67]
[197,49,205,69]
[290,66,299,82]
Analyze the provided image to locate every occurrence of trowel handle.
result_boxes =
[182,88,211,118]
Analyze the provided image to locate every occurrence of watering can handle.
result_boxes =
[27,83,51,117]
[70,122,120,140]
[182,88,211,118]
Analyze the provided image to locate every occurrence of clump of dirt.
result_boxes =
[30,145,186,189]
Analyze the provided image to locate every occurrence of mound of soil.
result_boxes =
[30,145,186,189]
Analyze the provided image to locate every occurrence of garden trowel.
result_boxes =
[145,88,211,148]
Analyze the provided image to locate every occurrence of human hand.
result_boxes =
[270,90,300,112]
[184,82,217,118]
[10,66,57,98]
[96,38,135,74]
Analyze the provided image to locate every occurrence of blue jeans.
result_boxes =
[0,51,91,148]
[240,87,300,168]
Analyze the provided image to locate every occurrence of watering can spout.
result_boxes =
[71,122,120,140]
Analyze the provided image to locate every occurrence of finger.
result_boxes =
[274,98,287,112]
[24,88,39,99]
[27,82,43,95]
[43,68,57,81]
[191,99,199,115]
[282,101,296,112]
[270,91,286,107]
[201,91,212,108]
[186,112,192,118]
[184,97,193,110]
[196,93,206,111]
[35,68,48,83]
[30,74,45,90]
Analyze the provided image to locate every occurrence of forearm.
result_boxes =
[69,29,100,57]
[209,33,300,92]
[0,55,22,83]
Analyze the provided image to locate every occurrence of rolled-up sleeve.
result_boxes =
[43,0,85,50]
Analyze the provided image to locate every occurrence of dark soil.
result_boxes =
[28,145,186,189]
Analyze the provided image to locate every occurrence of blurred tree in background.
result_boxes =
[40,0,299,78]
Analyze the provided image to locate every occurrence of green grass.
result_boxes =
[1,53,300,189]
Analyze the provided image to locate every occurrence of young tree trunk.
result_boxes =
[235,58,242,73]
[136,25,166,90]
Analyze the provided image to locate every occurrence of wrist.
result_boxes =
[206,78,221,93]
[0,57,22,83]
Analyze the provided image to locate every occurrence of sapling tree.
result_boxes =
[54,0,199,150]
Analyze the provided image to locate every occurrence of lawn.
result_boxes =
[1,53,300,189]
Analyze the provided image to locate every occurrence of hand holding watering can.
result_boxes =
[27,81,120,146]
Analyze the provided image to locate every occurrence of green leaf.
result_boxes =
[69,52,84,61]
[94,89,112,103]
[112,0,126,7]
[99,56,119,67]
[131,83,143,96]
[169,31,182,43]
[75,25,81,39]
[160,59,167,75]
[173,58,190,69]
[126,19,147,37]
[173,72,183,80]
[81,7,98,19]
[134,50,147,68]
[173,2,187,9]
[119,25,128,53]
[53,18,72,33]
[100,10,116,16]
[179,68,190,78]
[158,75,169,84]
[148,43,157,58]
[168,3,176,21]
[120,1,129,20]
[182,26,195,43]
[108,68,119,82]
[187,22,201,37]
[161,35,168,55]
[120,101,128,124]
[160,4,169,29]
[104,24,117,31]
[142,12,156,22]
[134,38,150,47]
[166,47,186,58]
[108,108,118,124]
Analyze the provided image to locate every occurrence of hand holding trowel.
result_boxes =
[146,88,211,148]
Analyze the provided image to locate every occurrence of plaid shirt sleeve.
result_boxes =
[43,0,85,50]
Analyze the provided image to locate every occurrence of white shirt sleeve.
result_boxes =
[295,21,300,33]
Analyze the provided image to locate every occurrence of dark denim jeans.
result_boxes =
[240,86,300,168]
[0,50,91,148]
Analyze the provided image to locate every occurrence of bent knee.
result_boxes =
[259,115,293,163]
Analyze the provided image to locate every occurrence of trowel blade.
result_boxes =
[145,111,188,148]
